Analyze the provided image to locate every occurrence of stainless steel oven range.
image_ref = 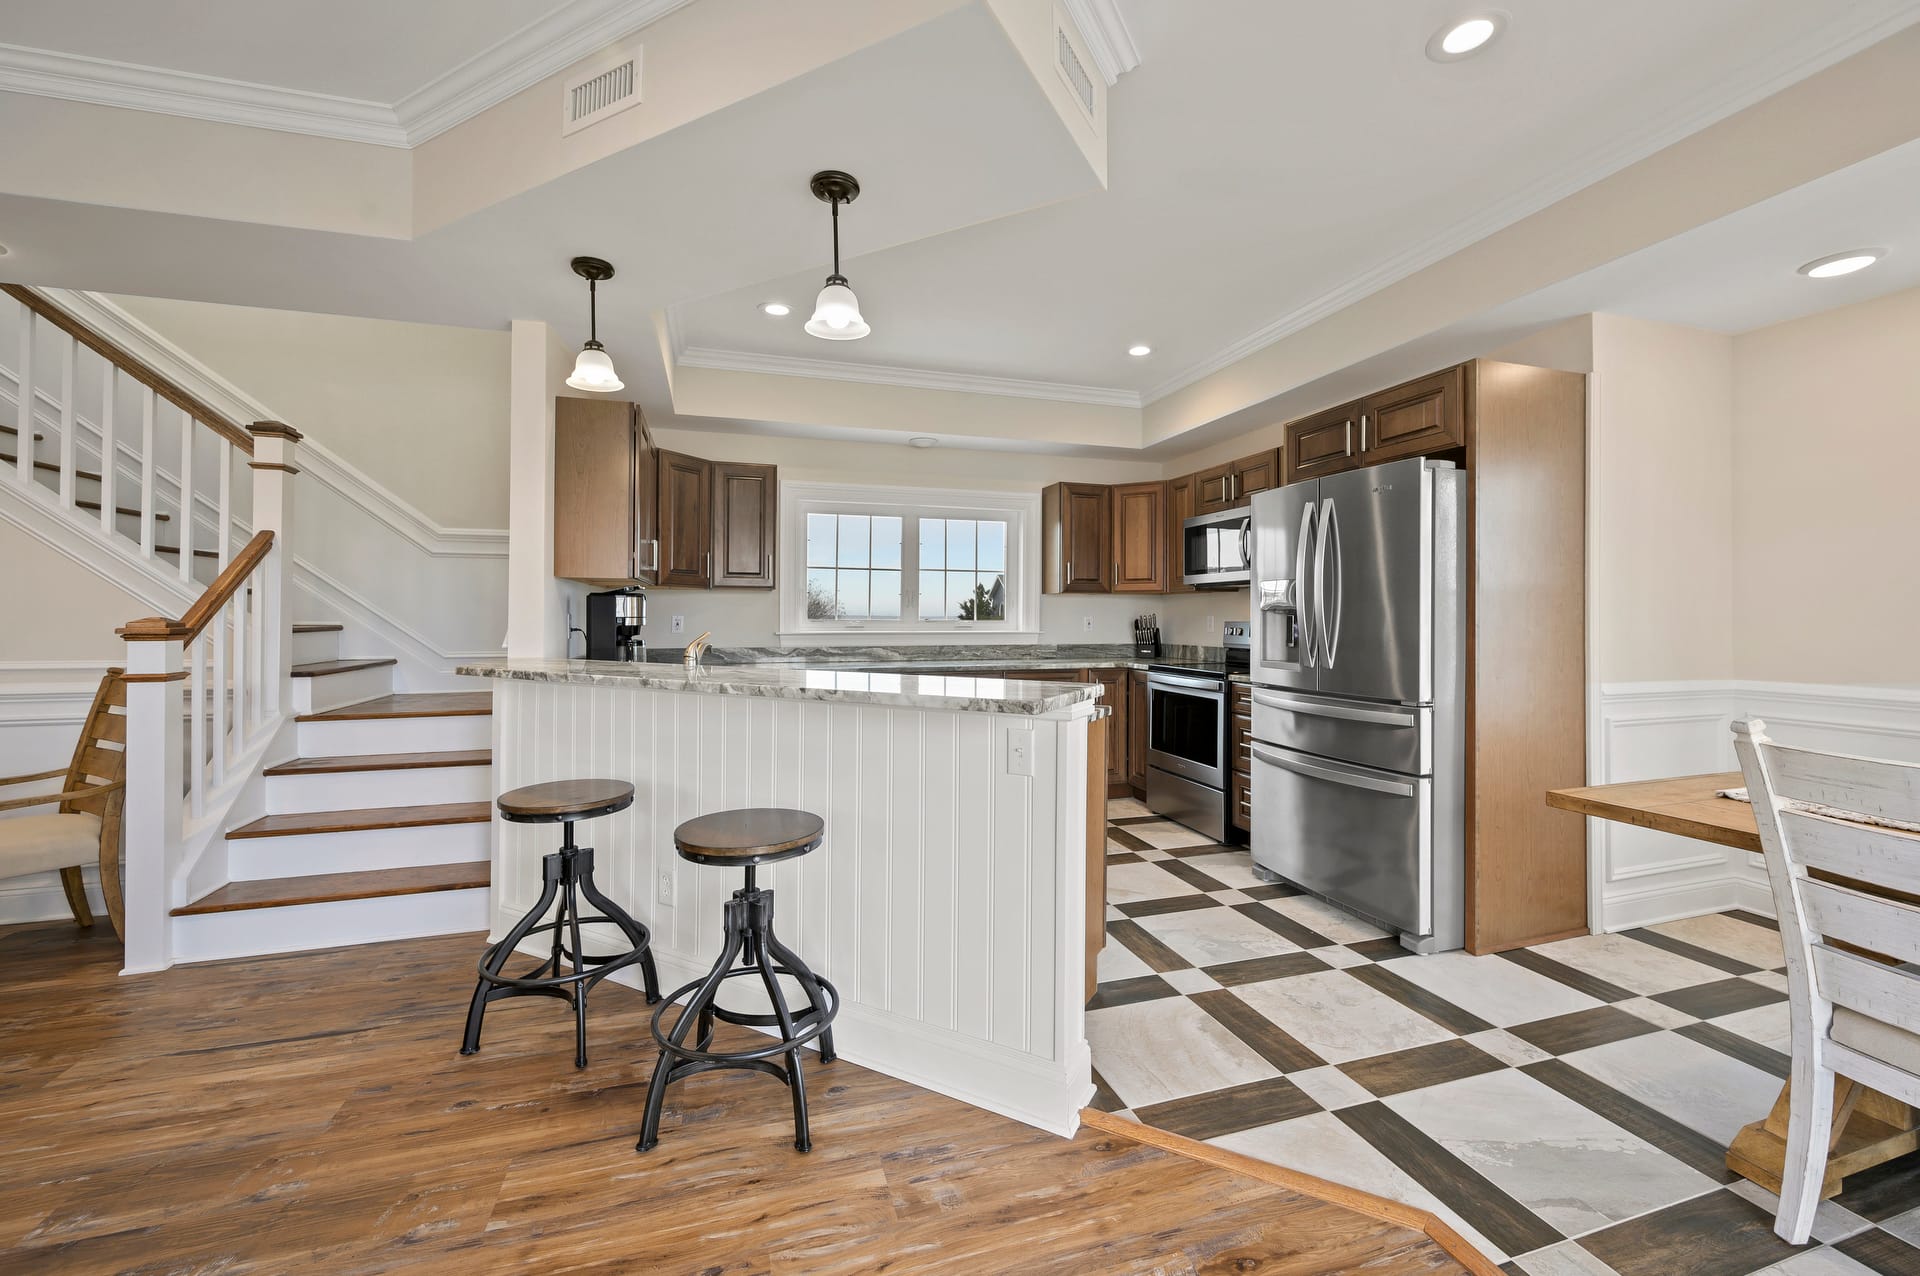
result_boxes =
[1144,622,1248,843]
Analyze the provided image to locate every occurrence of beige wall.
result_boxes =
[0,522,145,665]
[1732,285,1920,688]
[108,296,511,529]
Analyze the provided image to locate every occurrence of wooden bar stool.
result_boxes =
[637,808,840,1153]
[460,779,660,1069]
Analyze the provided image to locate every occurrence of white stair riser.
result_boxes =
[291,629,342,665]
[266,765,492,814]
[170,888,490,964]
[292,664,394,714]
[298,715,491,756]
[228,821,490,879]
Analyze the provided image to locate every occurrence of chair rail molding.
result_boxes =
[1591,678,1920,931]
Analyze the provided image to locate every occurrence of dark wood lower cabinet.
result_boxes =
[1229,683,1252,836]
[1128,669,1148,792]
[1091,669,1128,795]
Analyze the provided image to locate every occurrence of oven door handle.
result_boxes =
[1250,744,1418,797]
[1252,689,1416,728]
[1148,672,1227,696]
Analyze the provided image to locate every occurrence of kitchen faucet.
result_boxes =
[682,631,713,669]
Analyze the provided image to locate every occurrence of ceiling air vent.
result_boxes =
[1053,5,1097,124]
[561,41,643,136]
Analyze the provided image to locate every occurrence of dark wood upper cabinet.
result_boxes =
[656,450,713,589]
[1164,473,1197,594]
[1110,481,1168,593]
[554,397,657,587]
[1361,365,1466,463]
[1192,463,1235,515]
[1042,482,1112,593]
[710,461,777,590]
[1284,403,1362,484]
[1194,449,1281,514]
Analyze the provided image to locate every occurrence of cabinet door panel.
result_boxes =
[1128,669,1148,789]
[1165,474,1197,594]
[711,461,777,589]
[1362,365,1465,461]
[1193,463,1235,515]
[1093,669,1127,790]
[1044,483,1112,593]
[1233,448,1281,499]
[553,398,637,584]
[1285,405,1361,483]
[657,451,713,589]
[1111,481,1168,593]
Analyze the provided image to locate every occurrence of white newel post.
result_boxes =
[247,422,301,710]
[116,625,186,975]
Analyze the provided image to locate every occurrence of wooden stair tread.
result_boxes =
[290,658,398,677]
[226,801,491,839]
[297,692,491,722]
[171,861,491,915]
[264,749,490,776]
[76,498,168,521]
[293,622,343,633]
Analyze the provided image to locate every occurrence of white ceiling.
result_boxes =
[671,0,1920,403]
[0,0,555,102]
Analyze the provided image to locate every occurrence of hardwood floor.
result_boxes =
[0,923,1471,1275]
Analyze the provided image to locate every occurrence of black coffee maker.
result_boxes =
[586,588,646,661]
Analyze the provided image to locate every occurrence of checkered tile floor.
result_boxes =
[1091,800,1920,1276]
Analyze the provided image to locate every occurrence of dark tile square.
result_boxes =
[1835,1150,1920,1222]
[1242,882,1302,901]
[1089,1067,1125,1112]
[1676,1021,1789,1079]
[1232,901,1334,949]
[1106,826,1153,853]
[1522,1058,1738,1184]
[1087,974,1179,1010]
[1346,963,1494,1035]
[1116,894,1220,919]
[1107,815,1163,827]
[1340,1038,1505,1098]
[1157,859,1228,893]
[1726,908,1780,934]
[1204,951,1331,988]
[1133,1075,1320,1141]
[1653,977,1786,1020]
[1836,1228,1920,1276]
[1348,937,1415,962]
[1191,989,1325,1071]
[1498,948,1636,1003]
[1508,1005,1659,1056]
[1577,1187,1808,1276]
[1106,921,1192,974]
[1105,851,1145,866]
[1623,927,1761,976]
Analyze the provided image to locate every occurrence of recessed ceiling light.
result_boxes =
[1427,12,1506,61]
[908,436,937,448]
[760,301,791,316]
[1128,344,1152,357]
[1797,249,1882,279]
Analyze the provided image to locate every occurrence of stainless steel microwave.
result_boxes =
[1181,508,1252,588]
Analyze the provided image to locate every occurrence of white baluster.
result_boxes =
[57,336,76,509]
[210,604,228,788]
[178,412,195,583]
[139,390,156,559]
[233,582,250,745]
[217,437,233,566]
[14,305,32,484]
[98,364,117,537]
[187,634,206,820]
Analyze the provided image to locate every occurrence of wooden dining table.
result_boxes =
[1546,772,1920,1199]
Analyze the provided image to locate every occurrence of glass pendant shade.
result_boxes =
[566,342,624,392]
[805,280,870,340]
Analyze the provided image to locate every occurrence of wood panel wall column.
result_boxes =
[248,423,301,716]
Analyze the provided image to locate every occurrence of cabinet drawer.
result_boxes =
[1361,365,1465,461]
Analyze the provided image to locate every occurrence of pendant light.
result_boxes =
[804,171,870,341]
[565,256,624,392]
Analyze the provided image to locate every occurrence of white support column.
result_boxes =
[506,320,576,659]
[117,629,186,975]
[248,423,301,714]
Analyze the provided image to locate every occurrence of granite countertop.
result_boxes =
[456,659,1104,715]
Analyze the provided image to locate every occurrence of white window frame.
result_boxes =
[778,480,1042,642]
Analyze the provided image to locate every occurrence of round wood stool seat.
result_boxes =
[672,807,824,866]
[497,779,633,823]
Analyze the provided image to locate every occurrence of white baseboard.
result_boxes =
[1593,679,1919,931]
[0,865,106,927]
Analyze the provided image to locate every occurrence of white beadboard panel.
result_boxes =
[1593,680,1920,932]
[482,676,1094,1134]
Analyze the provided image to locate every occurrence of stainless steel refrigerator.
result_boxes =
[1247,456,1465,953]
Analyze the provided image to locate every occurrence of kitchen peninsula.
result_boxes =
[456,657,1105,1134]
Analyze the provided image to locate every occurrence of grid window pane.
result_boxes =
[977,521,1006,571]
[838,514,870,568]
[870,569,902,619]
[806,514,838,568]
[948,520,976,570]
[972,573,1006,620]
[872,516,903,569]
[837,569,870,618]
[805,505,1009,626]
[919,519,944,570]
[806,568,839,619]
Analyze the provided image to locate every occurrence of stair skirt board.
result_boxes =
[224,821,493,879]
[264,762,493,814]
[169,888,490,964]
[297,715,492,757]
[291,663,395,715]
[290,627,343,666]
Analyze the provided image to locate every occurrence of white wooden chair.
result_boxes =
[1732,718,1920,1243]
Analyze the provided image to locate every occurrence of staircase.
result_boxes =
[167,621,495,963]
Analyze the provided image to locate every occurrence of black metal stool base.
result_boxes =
[460,833,660,1069]
[637,869,839,1153]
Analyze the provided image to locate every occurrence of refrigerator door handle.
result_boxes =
[1294,501,1317,667]
[1317,497,1343,667]
[1252,688,1417,727]
[1251,743,1418,798]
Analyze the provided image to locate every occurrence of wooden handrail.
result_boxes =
[119,531,274,645]
[1,284,254,454]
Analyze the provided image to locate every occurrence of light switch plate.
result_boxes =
[1006,726,1036,777]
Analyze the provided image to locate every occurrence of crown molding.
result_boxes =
[1058,0,1141,86]
[0,0,696,148]
[1141,3,1920,405]
[676,344,1144,410]
[0,43,409,146]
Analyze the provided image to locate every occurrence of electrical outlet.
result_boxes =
[671,614,685,634]
[658,870,675,906]
[1205,614,1216,632]
[1083,615,1095,632]
[1006,728,1035,777]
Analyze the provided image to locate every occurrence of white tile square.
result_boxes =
[1753,1246,1883,1275]
[1745,970,1791,993]
[1563,1029,1782,1147]
[1136,906,1302,967]
[1315,946,1370,969]
[1126,820,1219,851]
[1388,949,1602,1027]
[1466,1027,1552,1067]
[1105,904,1125,922]
[1106,797,1152,820]
[1710,1001,1792,1052]
[1209,888,1253,906]
[1086,995,1279,1108]
[1512,1241,1626,1276]
[1161,967,1223,995]
[1269,894,1390,943]
[1648,912,1787,970]
[1135,848,1173,862]
[1617,996,1697,1030]
[1286,1065,1374,1111]
[1178,851,1268,891]
[1105,861,1201,904]
[1233,969,1454,1064]
[1531,932,1728,996]
[1729,1178,1874,1243]
[1096,939,1154,984]
[1887,1205,1920,1248]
